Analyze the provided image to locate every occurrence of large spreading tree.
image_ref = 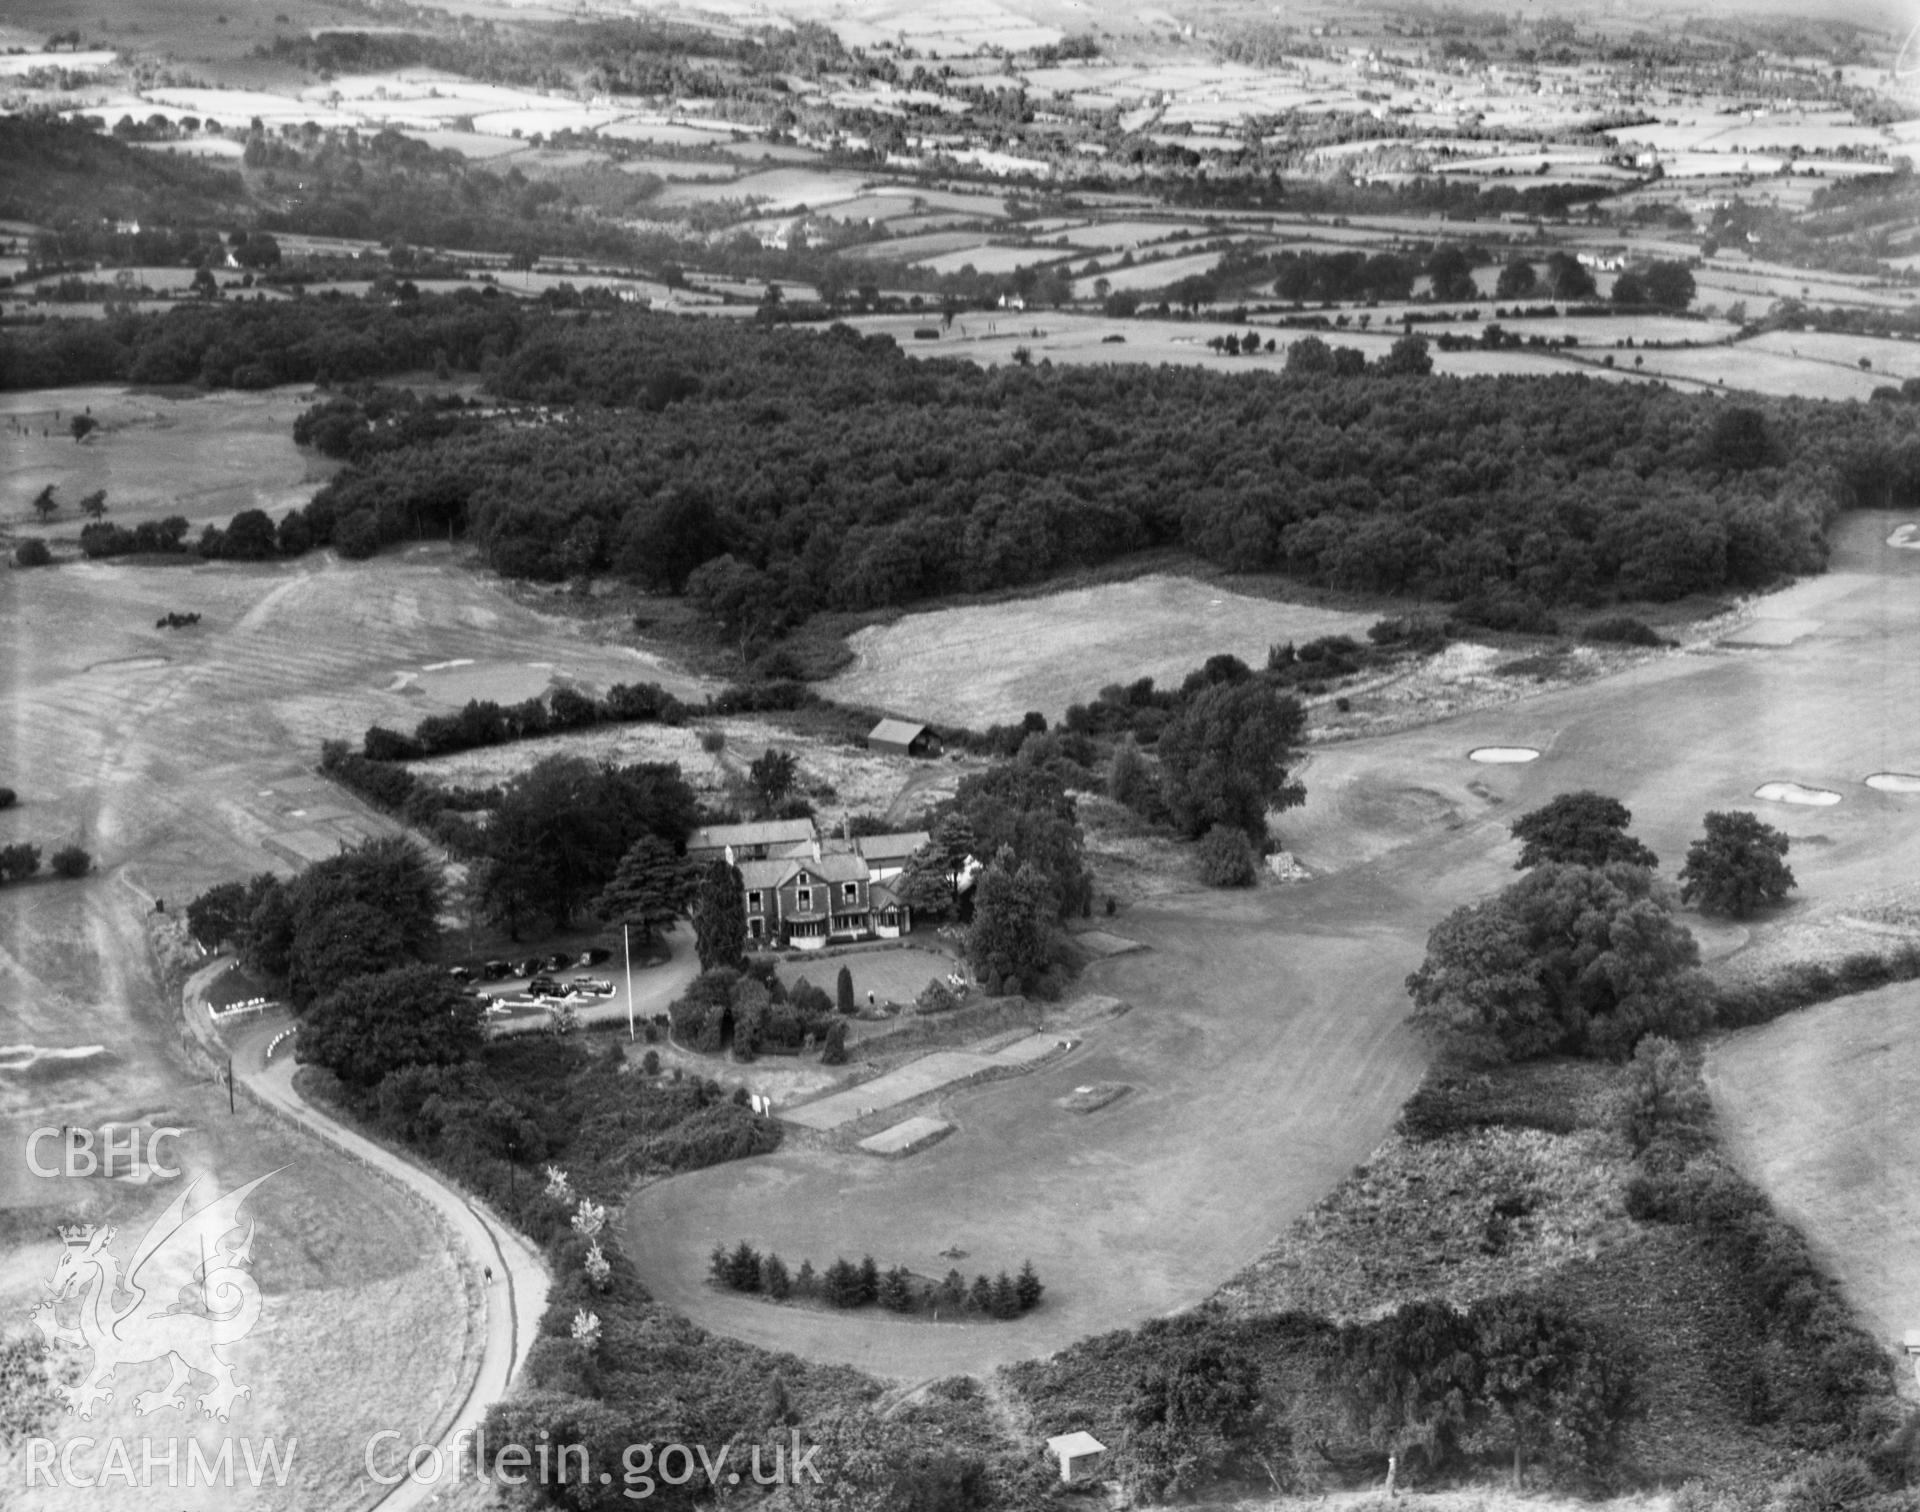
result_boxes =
[297,963,485,1089]
[478,754,697,935]
[1677,810,1795,918]
[1509,791,1657,871]
[235,836,443,1005]
[950,764,1090,919]
[1156,680,1307,844]
[1406,861,1714,1061]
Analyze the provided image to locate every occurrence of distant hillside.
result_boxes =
[0,115,247,231]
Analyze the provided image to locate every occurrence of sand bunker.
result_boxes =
[1468,746,1540,764]
[1755,781,1841,806]
[1866,773,1920,793]
[1888,524,1920,550]
[0,1043,111,1080]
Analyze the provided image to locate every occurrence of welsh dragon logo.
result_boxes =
[28,1171,279,1422]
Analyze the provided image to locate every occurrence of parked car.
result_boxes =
[547,952,574,972]
[480,960,513,981]
[577,947,613,966]
[447,965,473,982]
[516,957,544,978]
[568,977,616,997]
[527,976,566,999]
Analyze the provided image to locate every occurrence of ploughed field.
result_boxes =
[626,511,1920,1376]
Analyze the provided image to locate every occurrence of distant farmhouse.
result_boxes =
[690,818,933,951]
[866,718,942,759]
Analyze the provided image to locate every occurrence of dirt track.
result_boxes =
[624,511,1920,1378]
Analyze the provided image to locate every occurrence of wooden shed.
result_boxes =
[867,718,942,759]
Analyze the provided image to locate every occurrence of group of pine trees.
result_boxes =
[709,1241,1042,1320]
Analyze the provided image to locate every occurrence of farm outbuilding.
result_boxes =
[867,718,942,758]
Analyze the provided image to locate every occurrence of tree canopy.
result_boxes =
[281,307,1901,617]
[1337,1296,1626,1477]
[691,858,746,973]
[594,834,692,945]
[1156,679,1307,843]
[477,755,697,936]
[1677,810,1795,918]
[966,850,1062,996]
[949,763,1089,921]
[297,962,485,1088]
[237,835,443,1005]
[1509,791,1658,871]
[1407,861,1714,1061]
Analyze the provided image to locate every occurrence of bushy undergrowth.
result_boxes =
[1218,1124,1630,1323]
[1028,1042,1917,1505]
[314,1035,781,1238]
[1399,1057,1619,1141]
[1715,942,1920,1029]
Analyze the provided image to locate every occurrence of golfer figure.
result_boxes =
[484,1266,494,1285]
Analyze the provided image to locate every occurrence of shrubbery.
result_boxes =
[1196,824,1259,887]
[13,539,51,567]
[1623,1115,1896,1434]
[667,964,836,1061]
[915,978,961,1014]
[1716,942,1920,1028]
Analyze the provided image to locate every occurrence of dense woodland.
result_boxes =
[278,308,1920,620]
[22,295,1918,620]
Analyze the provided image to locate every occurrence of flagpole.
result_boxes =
[624,924,635,1041]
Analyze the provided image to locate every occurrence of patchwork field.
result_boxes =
[825,572,1381,727]
[843,309,1915,399]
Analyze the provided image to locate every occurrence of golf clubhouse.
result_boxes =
[691,820,932,951]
